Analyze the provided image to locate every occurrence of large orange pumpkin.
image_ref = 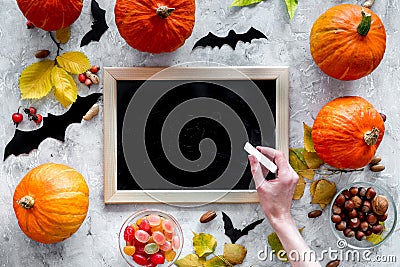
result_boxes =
[310,4,386,81]
[115,0,195,53]
[312,96,384,169]
[13,163,89,244]
[16,0,83,31]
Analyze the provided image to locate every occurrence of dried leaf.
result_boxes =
[223,243,247,265]
[310,180,318,197]
[293,175,306,200]
[289,148,308,171]
[230,0,263,7]
[303,123,315,152]
[56,27,70,44]
[268,227,304,262]
[175,254,205,267]
[285,0,298,19]
[298,169,315,180]
[204,256,227,267]
[56,51,90,74]
[19,60,54,99]
[51,66,77,108]
[302,151,324,169]
[193,232,217,258]
[311,179,336,205]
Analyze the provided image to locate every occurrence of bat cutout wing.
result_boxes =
[80,0,109,47]
[192,27,267,50]
[4,93,102,160]
[222,211,264,244]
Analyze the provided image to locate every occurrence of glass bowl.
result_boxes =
[119,209,184,266]
[329,182,397,250]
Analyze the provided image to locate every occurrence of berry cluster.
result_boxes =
[78,66,100,87]
[12,106,42,127]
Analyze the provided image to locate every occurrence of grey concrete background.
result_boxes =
[1,0,399,266]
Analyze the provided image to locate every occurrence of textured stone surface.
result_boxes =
[0,0,399,266]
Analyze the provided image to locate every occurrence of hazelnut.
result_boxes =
[370,156,382,165]
[367,214,378,225]
[359,221,369,232]
[378,213,388,222]
[342,190,351,199]
[347,209,358,219]
[349,187,359,196]
[344,200,355,211]
[344,228,355,238]
[372,195,389,216]
[372,224,384,235]
[358,187,367,198]
[349,218,360,229]
[361,200,371,213]
[357,211,366,221]
[334,194,346,207]
[365,187,377,200]
[355,231,366,241]
[332,205,342,215]
[351,196,362,209]
[364,229,373,236]
[335,221,347,231]
[331,214,342,224]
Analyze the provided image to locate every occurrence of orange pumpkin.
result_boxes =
[13,163,89,244]
[310,4,386,80]
[115,0,195,53]
[16,0,83,31]
[312,96,384,169]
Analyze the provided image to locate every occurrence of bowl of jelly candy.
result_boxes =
[119,210,184,266]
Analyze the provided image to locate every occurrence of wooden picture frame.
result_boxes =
[103,66,289,204]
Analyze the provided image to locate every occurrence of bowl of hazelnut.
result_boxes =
[329,182,397,249]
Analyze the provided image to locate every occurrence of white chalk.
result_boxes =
[244,142,277,173]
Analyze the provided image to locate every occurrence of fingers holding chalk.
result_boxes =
[248,155,267,189]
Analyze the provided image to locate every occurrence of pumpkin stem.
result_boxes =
[364,127,380,146]
[18,195,35,209]
[156,6,175,19]
[357,11,372,36]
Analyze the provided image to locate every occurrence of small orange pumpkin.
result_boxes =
[312,96,384,169]
[16,0,83,31]
[310,4,386,80]
[114,0,195,53]
[13,163,89,244]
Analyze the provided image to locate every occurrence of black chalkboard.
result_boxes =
[116,80,276,191]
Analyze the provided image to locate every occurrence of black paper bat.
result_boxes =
[4,93,102,160]
[222,211,264,243]
[80,0,109,47]
[192,27,267,50]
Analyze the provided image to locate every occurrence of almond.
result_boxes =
[200,211,217,223]
[307,210,322,218]
[370,164,385,172]
[34,50,50,58]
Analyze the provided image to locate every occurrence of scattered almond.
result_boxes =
[307,210,322,218]
[34,50,50,58]
[200,211,217,223]
[370,156,382,165]
[326,259,340,267]
[370,164,385,172]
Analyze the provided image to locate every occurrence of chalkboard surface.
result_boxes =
[117,80,276,190]
[103,67,289,203]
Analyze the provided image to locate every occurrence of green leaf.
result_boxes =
[51,66,78,108]
[56,51,90,74]
[268,227,304,262]
[223,243,247,265]
[204,256,227,267]
[303,123,315,152]
[175,254,205,267]
[285,0,298,19]
[193,232,217,258]
[19,60,54,99]
[289,148,308,171]
[302,152,324,169]
[230,0,263,7]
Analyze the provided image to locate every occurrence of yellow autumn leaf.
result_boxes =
[56,51,90,74]
[366,222,385,245]
[303,123,315,152]
[298,169,315,180]
[302,151,324,169]
[175,254,205,267]
[223,243,247,265]
[268,227,304,262]
[311,179,336,205]
[19,60,54,99]
[204,256,227,267]
[193,232,217,258]
[289,148,308,171]
[51,66,77,108]
[56,27,71,44]
[293,175,306,200]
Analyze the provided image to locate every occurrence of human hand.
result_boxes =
[248,147,299,226]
